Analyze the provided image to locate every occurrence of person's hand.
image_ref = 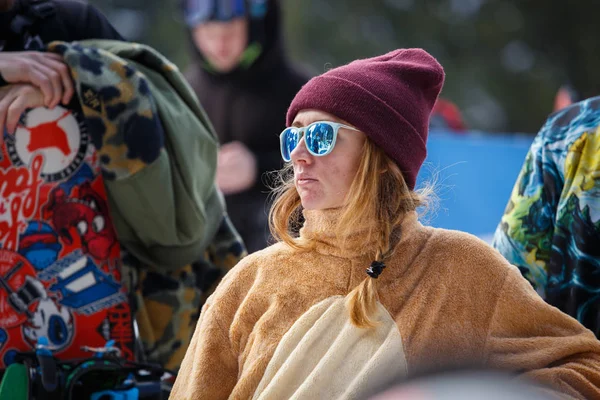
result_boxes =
[0,51,74,109]
[216,141,258,195]
[0,84,45,140]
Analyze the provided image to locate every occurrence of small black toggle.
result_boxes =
[366,260,386,278]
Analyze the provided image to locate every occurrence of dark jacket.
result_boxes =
[184,0,309,253]
[0,0,123,51]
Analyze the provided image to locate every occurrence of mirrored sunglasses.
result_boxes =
[279,121,360,162]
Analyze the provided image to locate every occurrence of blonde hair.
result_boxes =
[269,138,433,328]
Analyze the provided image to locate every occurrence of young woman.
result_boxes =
[171,48,600,400]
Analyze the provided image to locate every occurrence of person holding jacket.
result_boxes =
[171,48,600,400]
[183,0,309,252]
[0,0,244,373]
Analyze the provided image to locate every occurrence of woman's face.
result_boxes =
[192,18,248,73]
[290,110,366,210]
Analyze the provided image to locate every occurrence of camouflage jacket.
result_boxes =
[48,40,247,370]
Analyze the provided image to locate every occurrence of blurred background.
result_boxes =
[86,0,595,239]
[87,0,598,134]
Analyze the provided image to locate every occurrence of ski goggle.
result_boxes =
[183,0,267,26]
[279,121,360,162]
[184,0,245,25]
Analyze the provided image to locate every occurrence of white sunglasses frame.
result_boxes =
[279,121,360,162]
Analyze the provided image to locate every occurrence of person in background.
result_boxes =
[171,48,600,400]
[493,94,600,338]
[429,98,467,133]
[182,0,309,253]
[552,84,579,112]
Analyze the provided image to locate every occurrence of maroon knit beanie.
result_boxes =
[286,48,445,190]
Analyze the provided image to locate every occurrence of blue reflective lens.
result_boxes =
[280,122,339,161]
[305,123,334,156]
[281,128,300,161]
